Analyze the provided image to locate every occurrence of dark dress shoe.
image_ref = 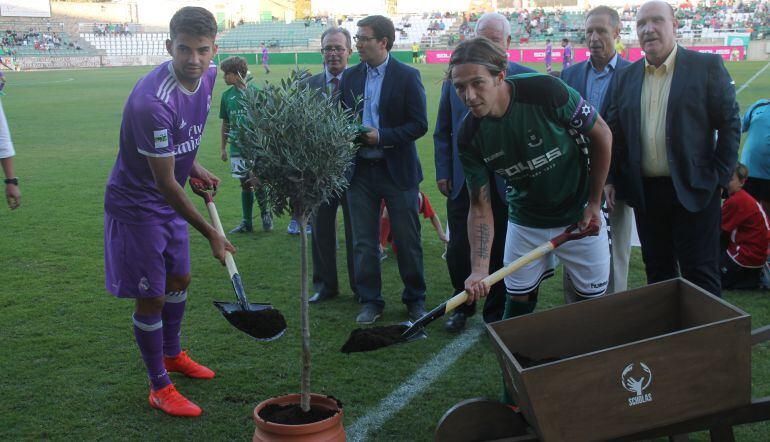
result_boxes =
[444,311,468,332]
[309,292,338,303]
[407,304,427,322]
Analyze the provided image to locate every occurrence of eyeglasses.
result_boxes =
[322,46,347,54]
[353,35,378,42]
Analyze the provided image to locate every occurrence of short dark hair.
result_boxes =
[562,38,569,43]
[357,15,395,51]
[169,7,217,41]
[220,56,248,77]
[586,6,620,28]
[321,27,352,49]
[446,37,507,80]
[735,162,749,181]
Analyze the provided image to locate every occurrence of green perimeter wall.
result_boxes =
[215,50,413,66]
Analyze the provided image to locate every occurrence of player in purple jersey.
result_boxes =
[103,6,234,418]
[545,38,553,73]
[260,43,270,74]
[562,37,573,69]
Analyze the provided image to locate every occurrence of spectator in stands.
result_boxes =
[307,27,356,304]
[562,6,632,297]
[605,0,740,297]
[740,98,770,215]
[720,162,770,290]
[434,12,535,332]
[0,72,19,209]
[339,15,428,325]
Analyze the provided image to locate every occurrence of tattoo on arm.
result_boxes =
[476,223,490,260]
[469,184,491,205]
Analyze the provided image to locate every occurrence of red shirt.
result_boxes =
[722,189,770,267]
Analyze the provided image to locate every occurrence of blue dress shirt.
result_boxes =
[585,52,619,111]
[359,55,389,159]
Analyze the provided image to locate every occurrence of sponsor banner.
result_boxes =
[17,56,101,70]
[428,45,744,64]
[627,45,743,61]
[426,50,522,63]
[100,55,171,67]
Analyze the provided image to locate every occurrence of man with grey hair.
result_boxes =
[434,12,535,332]
[562,5,631,297]
[606,0,740,297]
[307,27,357,304]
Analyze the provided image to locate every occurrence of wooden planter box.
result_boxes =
[486,278,751,441]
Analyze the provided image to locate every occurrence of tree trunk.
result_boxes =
[298,213,312,413]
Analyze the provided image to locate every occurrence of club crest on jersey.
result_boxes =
[153,129,169,149]
[527,129,543,148]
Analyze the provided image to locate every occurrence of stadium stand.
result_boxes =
[80,32,168,56]
[1,18,96,57]
[216,22,324,50]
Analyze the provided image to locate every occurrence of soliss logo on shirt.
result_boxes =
[496,147,562,178]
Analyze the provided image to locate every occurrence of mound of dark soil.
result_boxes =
[259,403,338,425]
[340,324,409,353]
[226,308,287,339]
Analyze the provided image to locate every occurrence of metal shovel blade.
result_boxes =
[213,301,287,342]
[399,320,428,343]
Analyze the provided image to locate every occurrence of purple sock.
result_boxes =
[162,290,187,357]
[133,313,171,391]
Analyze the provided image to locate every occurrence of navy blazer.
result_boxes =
[605,46,740,212]
[339,57,428,190]
[433,62,535,202]
[560,54,632,116]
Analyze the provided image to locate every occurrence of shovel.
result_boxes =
[341,222,599,353]
[190,178,286,341]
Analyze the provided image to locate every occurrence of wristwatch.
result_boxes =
[4,177,18,186]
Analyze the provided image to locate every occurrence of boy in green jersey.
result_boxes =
[451,38,613,318]
[219,56,272,233]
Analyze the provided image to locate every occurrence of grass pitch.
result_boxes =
[0,61,769,441]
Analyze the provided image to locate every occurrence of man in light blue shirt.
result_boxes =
[562,5,632,297]
[739,99,770,213]
[359,55,388,159]
[339,15,428,325]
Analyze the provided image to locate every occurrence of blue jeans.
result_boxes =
[346,160,426,310]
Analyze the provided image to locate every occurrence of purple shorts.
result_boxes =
[104,214,190,298]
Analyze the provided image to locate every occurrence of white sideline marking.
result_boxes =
[346,323,485,442]
[737,62,770,95]
[11,78,75,86]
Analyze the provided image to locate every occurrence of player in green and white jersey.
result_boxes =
[451,38,613,319]
[219,56,272,233]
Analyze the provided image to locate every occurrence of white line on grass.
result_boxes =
[346,323,485,442]
[737,62,770,95]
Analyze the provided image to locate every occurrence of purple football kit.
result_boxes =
[105,60,216,299]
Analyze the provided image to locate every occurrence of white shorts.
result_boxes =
[230,157,248,179]
[503,219,610,299]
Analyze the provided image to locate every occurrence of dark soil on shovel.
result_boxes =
[259,403,339,425]
[226,309,287,339]
[341,324,409,353]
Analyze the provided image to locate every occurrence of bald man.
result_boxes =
[605,0,740,297]
[434,13,535,332]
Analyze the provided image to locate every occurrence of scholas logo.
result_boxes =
[622,362,653,407]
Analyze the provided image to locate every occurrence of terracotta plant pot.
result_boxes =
[253,393,345,442]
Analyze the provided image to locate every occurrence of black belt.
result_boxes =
[358,157,385,166]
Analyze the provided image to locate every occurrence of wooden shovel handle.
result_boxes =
[444,223,595,313]
[190,178,238,279]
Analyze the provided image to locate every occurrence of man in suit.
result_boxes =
[307,27,357,304]
[434,12,535,332]
[605,0,740,297]
[562,5,632,297]
[339,15,429,324]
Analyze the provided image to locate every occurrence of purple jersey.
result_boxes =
[545,43,552,62]
[261,47,269,64]
[105,60,216,225]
